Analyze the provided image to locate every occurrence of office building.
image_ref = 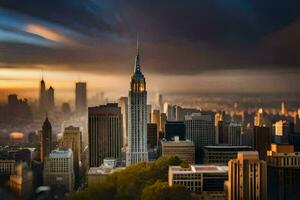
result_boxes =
[161,137,195,164]
[62,126,82,186]
[147,104,152,123]
[39,78,46,113]
[41,117,52,162]
[43,149,74,192]
[185,113,215,162]
[126,41,148,166]
[203,145,253,165]
[47,86,54,110]
[160,113,167,133]
[152,109,160,132]
[88,103,123,167]
[165,121,186,141]
[168,165,228,193]
[228,151,267,200]
[147,123,158,148]
[253,126,271,160]
[218,121,241,145]
[267,144,300,200]
[75,82,87,113]
[118,97,128,147]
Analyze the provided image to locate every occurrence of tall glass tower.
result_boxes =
[126,41,148,166]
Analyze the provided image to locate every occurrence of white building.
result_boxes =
[168,165,228,192]
[43,149,74,192]
[126,41,148,166]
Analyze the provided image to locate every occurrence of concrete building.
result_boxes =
[161,137,195,164]
[203,145,253,165]
[126,41,148,166]
[43,149,74,192]
[185,112,215,162]
[228,151,267,200]
[168,165,228,193]
[272,120,290,144]
[147,123,158,148]
[88,103,123,167]
[62,126,82,186]
[118,97,128,147]
[267,144,300,200]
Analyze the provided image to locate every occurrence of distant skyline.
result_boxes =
[0,0,300,100]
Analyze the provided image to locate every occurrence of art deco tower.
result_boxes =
[41,117,52,162]
[126,41,148,166]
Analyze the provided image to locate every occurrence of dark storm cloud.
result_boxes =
[0,0,299,74]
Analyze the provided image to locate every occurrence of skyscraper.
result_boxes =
[228,151,267,200]
[126,41,148,166]
[75,82,87,114]
[88,103,123,167]
[41,117,52,162]
[39,78,46,113]
[118,97,128,147]
[47,86,54,110]
[185,112,215,162]
[62,126,82,186]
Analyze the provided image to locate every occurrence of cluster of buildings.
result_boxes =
[1,41,300,200]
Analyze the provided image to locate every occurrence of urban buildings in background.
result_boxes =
[1,41,300,200]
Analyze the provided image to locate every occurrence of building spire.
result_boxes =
[134,36,141,72]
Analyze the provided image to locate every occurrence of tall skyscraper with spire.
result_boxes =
[126,40,148,166]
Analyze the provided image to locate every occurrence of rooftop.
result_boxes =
[49,149,73,159]
[169,165,228,174]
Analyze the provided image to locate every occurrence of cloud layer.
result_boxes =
[0,0,299,75]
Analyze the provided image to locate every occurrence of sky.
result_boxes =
[0,0,299,103]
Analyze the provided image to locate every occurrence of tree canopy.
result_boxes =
[68,156,193,200]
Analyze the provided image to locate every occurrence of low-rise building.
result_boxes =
[168,165,228,193]
[203,145,253,165]
[161,137,195,164]
[43,149,74,192]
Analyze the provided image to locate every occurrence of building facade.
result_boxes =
[203,145,253,165]
[43,149,74,192]
[228,151,267,200]
[161,137,195,164]
[168,165,228,193]
[88,103,123,167]
[267,144,300,200]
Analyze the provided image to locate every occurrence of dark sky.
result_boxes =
[0,0,299,97]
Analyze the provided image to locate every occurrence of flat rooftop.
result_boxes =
[169,165,228,174]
